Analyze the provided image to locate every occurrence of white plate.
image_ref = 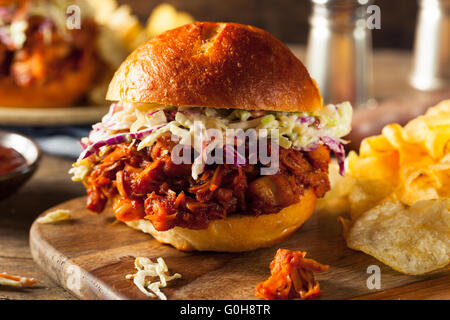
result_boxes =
[0,105,109,126]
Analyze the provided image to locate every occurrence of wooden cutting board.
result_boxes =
[29,196,450,300]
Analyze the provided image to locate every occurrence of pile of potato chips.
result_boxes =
[146,3,195,39]
[88,1,194,104]
[91,1,194,53]
[323,100,450,275]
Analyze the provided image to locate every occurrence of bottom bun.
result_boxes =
[125,188,317,252]
[0,55,97,108]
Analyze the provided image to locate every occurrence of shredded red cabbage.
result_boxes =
[78,125,166,161]
[320,136,346,176]
[146,111,157,116]
[297,143,319,152]
[223,144,247,167]
[78,141,87,150]
[297,116,316,125]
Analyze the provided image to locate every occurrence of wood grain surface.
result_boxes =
[29,197,450,300]
[0,155,82,300]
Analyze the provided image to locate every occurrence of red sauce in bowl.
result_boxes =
[0,146,26,175]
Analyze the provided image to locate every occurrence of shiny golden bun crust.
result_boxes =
[0,56,97,108]
[125,188,316,252]
[107,22,323,113]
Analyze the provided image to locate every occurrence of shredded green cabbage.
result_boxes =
[72,102,353,180]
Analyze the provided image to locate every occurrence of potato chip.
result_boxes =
[87,2,196,105]
[104,5,146,51]
[95,25,129,69]
[338,100,450,274]
[87,0,146,104]
[359,134,396,157]
[347,149,399,184]
[344,199,450,275]
[347,100,450,205]
[88,0,118,23]
[348,178,393,220]
[403,100,450,159]
[146,4,194,39]
[90,0,146,52]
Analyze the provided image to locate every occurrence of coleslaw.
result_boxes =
[70,102,352,180]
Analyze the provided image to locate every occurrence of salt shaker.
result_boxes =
[306,0,374,107]
[410,0,450,91]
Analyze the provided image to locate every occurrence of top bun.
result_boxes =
[107,22,322,113]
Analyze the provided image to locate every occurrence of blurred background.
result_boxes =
[1,0,449,156]
[119,0,417,49]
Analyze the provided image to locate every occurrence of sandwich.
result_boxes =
[0,0,98,107]
[0,0,131,108]
[70,22,352,252]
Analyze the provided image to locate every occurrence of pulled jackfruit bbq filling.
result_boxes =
[85,133,330,231]
[0,1,98,87]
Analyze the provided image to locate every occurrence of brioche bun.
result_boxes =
[107,22,323,113]
[125,189,316,252]
[107,22,323,252]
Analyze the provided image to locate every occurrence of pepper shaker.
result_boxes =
[410,0,450,91]
[306,0,374,107]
